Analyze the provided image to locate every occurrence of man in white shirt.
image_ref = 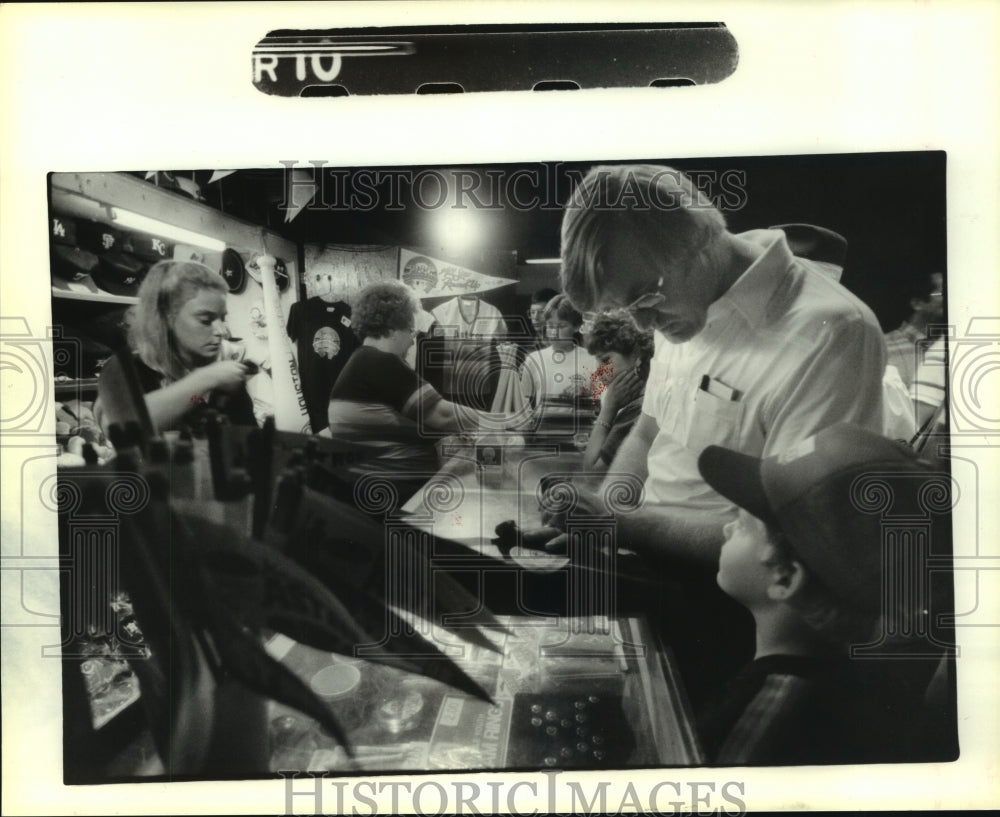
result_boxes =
[556,164,887,565]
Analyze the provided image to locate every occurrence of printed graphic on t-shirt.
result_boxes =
[312,326,342,360]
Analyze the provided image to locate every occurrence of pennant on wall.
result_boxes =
[398,249,517,298]
[283,169,318,224]
[207,170,238,184]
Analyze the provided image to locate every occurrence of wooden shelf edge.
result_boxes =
[52,286,138,306]
[55,379,100,396]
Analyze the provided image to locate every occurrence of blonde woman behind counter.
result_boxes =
[95,260,256,434]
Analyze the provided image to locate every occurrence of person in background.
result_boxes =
[696,423,953,764]
[884,272,945,389]
[327,281,494,495]
[95,260,255,433]
[581,311,654,473]
[577,309,597,349]
[909,334,948,432]
[527,287,559,347]
[505,287,560,374]
[518,294,598,408]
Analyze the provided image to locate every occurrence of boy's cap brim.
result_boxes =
[698,446,775,526]
[700,424,952,615]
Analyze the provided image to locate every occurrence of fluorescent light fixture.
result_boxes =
[51,189,227,252]
[108,207,227,252]
[524,257,561,265]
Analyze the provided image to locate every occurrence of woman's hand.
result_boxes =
[195,360,251,393]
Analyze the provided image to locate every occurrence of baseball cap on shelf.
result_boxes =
[52,323,115,379]
[80,305,134,350]
[50,215,77,246]
[698,424,952,616]
[93,252,146,297]
[220,247,247,294]
[76,220,122,255]
[122,231,173,263]
[51,244,100,283]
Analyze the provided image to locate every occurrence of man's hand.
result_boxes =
[539,481,611,530]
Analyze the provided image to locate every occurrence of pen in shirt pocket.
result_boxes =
[699,374,742,402]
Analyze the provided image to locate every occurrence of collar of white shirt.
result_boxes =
[707,229,795,331]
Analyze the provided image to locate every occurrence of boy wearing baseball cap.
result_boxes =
[695,423,955,765]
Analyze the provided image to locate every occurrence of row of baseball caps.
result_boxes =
[50,214,290,298]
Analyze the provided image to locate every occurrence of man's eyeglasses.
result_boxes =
[623,277,665,314]
[582,277,663,326]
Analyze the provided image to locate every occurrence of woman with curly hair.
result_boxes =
[328,281,488,489]
[96,260,255,432]
[581,310,654,472]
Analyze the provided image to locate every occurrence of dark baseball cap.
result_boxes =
[76,220,122,256]
[698,424,952,615]
[93,252,146,297]
[51,244,100,283]
[122,231,173,263]
[50,215,77,246]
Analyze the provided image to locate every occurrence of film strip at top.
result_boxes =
[252,23,738,97]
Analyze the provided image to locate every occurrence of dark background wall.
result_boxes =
[201,151,947,331]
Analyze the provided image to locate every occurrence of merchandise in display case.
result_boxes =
[265,614,703,773]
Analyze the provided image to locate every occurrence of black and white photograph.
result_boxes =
[42,153,958,779]
[2,3,998,815]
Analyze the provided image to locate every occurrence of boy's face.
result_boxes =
[717,510,777,607]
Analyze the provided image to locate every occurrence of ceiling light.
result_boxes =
[51,189,226,252]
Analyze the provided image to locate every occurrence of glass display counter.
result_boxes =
[265,613,703,773]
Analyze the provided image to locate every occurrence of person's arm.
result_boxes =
[141,362,250,432]
[285,302,300,367]
[763,314,886,456]
[913,398,940,431]
[580,419,613,473]
[581,370,644,472]
[422,397,488,433]
[542,411,654,524]
[614,503,730,565]
[604,411,730,561]
[910,337,947,431]
[519,358,537,407]
[599,410,657,486]
[541,480,729,565]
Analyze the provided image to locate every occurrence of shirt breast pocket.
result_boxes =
[681,385,744,453]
